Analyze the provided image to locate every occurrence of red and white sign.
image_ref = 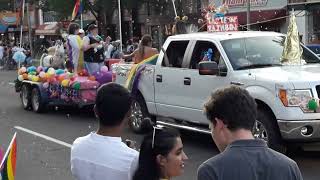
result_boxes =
[207,16,239,32]
[222,0,268,7]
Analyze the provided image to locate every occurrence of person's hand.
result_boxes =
[125,139,137,150]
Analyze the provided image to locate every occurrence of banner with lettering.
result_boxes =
[207,16,239,32]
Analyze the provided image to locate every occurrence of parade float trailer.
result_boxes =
[15,66,112,113]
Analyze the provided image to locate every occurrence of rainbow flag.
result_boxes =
[0,133,17,180]
[125,54,159,93]
[71,0,83,21]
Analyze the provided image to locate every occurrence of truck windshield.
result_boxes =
[221,36,320,70]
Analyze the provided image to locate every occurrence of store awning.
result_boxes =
[35,22,61,36]
[228,8,287,25]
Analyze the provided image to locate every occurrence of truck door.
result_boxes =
[154,40,192,119]
[179,40,231,124]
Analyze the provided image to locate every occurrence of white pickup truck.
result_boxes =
[113,31,320,152]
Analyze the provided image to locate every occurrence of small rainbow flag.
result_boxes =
[0,133,17,180]
[71,0,83,21]
[125,54,159,93]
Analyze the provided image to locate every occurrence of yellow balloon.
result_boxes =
[32,76,40,82]
[61,79,70,87]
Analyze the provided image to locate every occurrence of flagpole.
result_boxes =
[80,13,83,29]
[0,133,17,168]
[19,0,25,69]
[118,0,123,53]
[171,0,178,17]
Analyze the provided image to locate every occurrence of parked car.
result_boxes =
[113,31,320,153]
[306,44,320,57]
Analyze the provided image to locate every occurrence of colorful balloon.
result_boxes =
[73,82,81,90]
[43,82,49,89]
[56,69,65,75]
[22,73,28,80]
[32,76,40,82]
[18,75,24,81]
[37,66,43,73]
[28,74,33,81]
[100,66,109,73]
[39,72,46,78]
[20,67,27,74]
[61,79,70,87]
[47,68,56,75]
[88,76,96,81]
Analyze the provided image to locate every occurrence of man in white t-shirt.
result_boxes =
[71,83,139,180]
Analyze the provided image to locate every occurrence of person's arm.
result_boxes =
[82,36,97,52]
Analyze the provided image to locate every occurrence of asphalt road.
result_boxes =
[0,70,320,180]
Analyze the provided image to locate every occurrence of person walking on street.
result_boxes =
[71,83,139,180]
[133,127,188,180]
[82,24,105,75]
[198,86,303,180]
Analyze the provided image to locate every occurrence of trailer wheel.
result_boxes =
[31,87,46,113]
[20,84,31,110]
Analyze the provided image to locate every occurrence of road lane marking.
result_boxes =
[8,82,15,86]
[14,126,72,148]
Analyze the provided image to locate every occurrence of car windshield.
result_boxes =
[221,36,320,70]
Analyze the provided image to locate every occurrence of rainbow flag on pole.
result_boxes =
[0,133,17,180]
[71,0,83,21]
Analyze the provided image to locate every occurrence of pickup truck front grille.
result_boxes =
[316,85,320,98]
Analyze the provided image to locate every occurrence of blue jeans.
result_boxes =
[84,62,104,75]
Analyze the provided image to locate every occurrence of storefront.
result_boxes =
[0,12,21,43]
[288,0,320,44]
[213,0,288,32]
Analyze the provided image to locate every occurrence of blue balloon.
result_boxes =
[56,69,65,75]
[27,66,36,73]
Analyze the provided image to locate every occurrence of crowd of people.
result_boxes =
[64,22,156,75]
[70,83,303,180]
[0,41,32,70]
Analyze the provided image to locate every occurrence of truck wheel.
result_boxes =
[253,108,287,153]
[20,84,31,110]
[31,87,46,113]
[129,95,153,133]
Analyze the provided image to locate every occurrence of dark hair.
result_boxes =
[68,23,80,35]
[133,128,180,180]
[138,34,152,59]
[95,83,132,127]
[88,24,98,32]
[204,86,257,131]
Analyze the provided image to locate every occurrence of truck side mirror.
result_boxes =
[199,61,219,75]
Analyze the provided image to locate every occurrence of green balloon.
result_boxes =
[308,99,318,111]
[73,82,81,90]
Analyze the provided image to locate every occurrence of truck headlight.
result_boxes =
[279,89,314,112]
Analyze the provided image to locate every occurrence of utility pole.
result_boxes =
[26,2,33,55]
[247,0,250,30]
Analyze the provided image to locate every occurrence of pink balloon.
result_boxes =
[43,82,49,89]
[37,66,43,73]
[100,66,109,73]
[39,72,46,78]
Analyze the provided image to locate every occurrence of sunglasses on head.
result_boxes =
[152,125,164,149]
